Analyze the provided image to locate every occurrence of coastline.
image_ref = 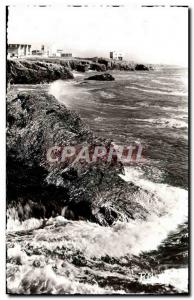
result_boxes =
[6,63,188,295]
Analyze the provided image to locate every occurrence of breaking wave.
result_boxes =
[7,67,188,294]
[7,166,188,294]
[140,268,188,293]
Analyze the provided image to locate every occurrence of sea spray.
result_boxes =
[7,166,188,294]
[140,268,188,293]
[7,67,188,294]
[7,167,187,257]
[48,79,91,107]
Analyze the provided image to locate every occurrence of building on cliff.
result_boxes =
[48,44,72,58]
[7,44,32,58]
[31,45,51,57]
[61,53,72,58]
[110,51,123,61]
[31,49,43,56]
[53,49,72,58]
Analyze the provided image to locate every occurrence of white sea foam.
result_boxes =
[7,166,188,293]
[7,217,43,232]
[48,80,91,107]
[48,80,73,103]
[7,167,187,258]
[94,116,105,122]
[7,263,113,294]
[72,71,85,78]
[140,268,188,293]
[7,206,44,232]
[7,245,28,265]
[7,237,125,294]
[100,91,115,99]
[132,117,188,129]
[157,118,187,129]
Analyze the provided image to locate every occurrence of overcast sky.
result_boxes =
[8,5,188,66]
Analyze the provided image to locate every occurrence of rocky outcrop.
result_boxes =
[75,64,89,72]
[97,58,110,69]
[90,62,106,72]
[17,57,153,73]
[135,64,149,71]
[7,59,74,84]
[85,73,115,81]
[7,90,149,225]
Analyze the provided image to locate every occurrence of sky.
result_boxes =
[7,5,188,66]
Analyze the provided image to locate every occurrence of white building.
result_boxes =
[50,47,72,58]
[51,48,72,58]
[8,44,31,58]
[110,51,123,61]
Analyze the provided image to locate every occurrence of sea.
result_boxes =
[7,67,189,294]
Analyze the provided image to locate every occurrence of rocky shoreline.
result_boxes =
[7,59,74,84]
[7,57,152,84]
[7,57,154,225]
[7,88,152,226]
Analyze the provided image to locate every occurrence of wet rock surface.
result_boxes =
[85,73,115,81]
[7,90,149,225]
[7,58,153,82]
[135,64,149,71]
[7,59,74,84]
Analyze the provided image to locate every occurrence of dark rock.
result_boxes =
[86,73,115,81]
[7,90,149,225]
[135,64,149,71]
[108,60,135,71]
[96,275,177,294]
[15,57,152,74]
[89,63,106,72]
[72,252,87,266]
[7,59,74,84]
[96,58,109,68]
[76,64,88,72]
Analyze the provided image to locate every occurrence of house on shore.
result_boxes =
[61,53,72,58]
[31,49,43,56]
[31,45,50,57]
[8,44,31,58]
[52,49,72,58]
[110,51,123,61]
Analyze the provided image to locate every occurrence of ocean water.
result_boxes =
[7,67,189,294]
